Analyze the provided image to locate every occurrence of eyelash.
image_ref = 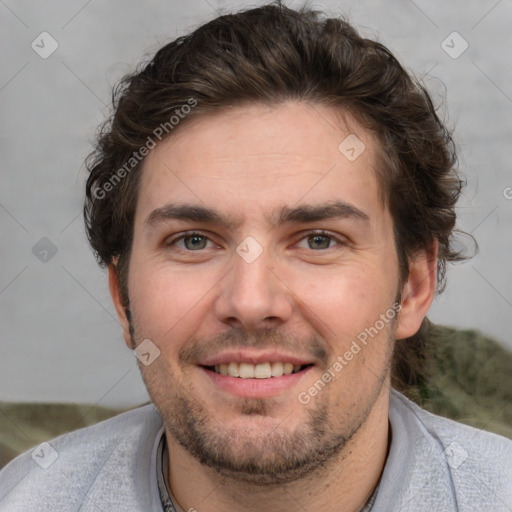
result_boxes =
[166,230,345,251]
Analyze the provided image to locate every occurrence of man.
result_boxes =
[1,3,511,511]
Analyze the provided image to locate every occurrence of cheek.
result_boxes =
[128,260,216,341]
[290,264,394,341]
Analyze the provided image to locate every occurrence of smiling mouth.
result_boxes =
[203,362,313,379]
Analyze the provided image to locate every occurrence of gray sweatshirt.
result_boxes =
[1,389,511,511]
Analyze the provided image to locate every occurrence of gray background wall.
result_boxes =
[1,0,511,406]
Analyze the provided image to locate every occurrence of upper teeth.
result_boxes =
[213,362,302,378]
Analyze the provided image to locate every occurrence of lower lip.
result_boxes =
[200,366,313,398]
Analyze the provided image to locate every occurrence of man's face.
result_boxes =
[114,102,409,483]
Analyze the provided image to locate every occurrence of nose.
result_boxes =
[213,246,293,330]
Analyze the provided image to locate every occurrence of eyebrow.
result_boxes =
[145,200,369,230]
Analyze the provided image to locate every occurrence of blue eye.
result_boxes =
[166,230,343,253]
[170,232,214,251]
[183,234,208,250]
[297,231,341,250]
[307,234,333,250]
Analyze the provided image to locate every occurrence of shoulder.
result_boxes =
[387,390,512,510]
[0,404,164,512]
[391,389,512,460]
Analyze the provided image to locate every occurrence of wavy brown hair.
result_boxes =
[84,2,469,392]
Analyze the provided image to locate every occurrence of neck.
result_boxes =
[166,385,391,512]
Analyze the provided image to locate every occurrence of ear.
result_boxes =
[395,240,438,340]
[108,263,133,349]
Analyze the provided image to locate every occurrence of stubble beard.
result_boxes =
[132,320,395,486]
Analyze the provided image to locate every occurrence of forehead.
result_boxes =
[135,101,385,226]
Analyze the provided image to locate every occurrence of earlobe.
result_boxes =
[395,241,438,340]
[108,264,133,349]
